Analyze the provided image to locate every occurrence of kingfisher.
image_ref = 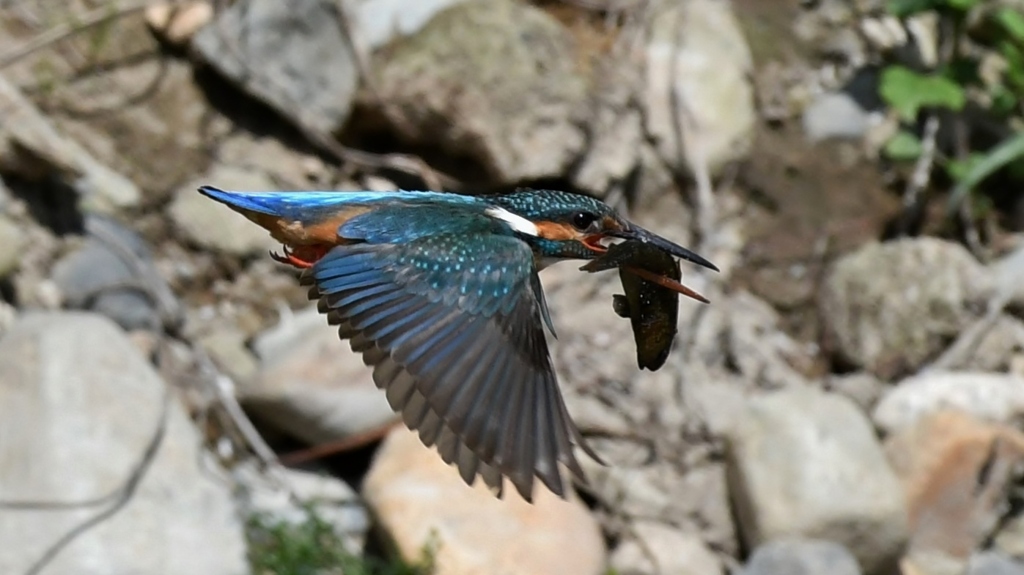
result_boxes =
[198,186,717,501]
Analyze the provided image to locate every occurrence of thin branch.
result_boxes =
[899,114,940,232]
[278,420,399,465]
[194,348,280,467]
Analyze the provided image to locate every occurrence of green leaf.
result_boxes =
[880,66,968,121]
[886,0,937,17]
[885,130,924,161]
[948,132,1024,213]
[996,8,1024,43]
[945,153,985,182]
[944,0,980,11]
[990,83,1018,116]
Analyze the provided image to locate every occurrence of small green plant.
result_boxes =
[879,0,1024,220]
[246,507,436,575]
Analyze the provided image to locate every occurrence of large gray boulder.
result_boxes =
[0,312,247,575]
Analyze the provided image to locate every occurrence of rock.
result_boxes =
[991,243,1024,311]
[970,552,1024,575]
[352,0,470,50]
[242,305,397,444]
[0,174,11,210]
[145,1,213,46]
[644,0,755,178]
[967,315,1024,372]
[360,0,588,183]
[198,326,258,383]
[885,411,1024,562]
[193,0,359,134]
[994,513,1024,560]
[362,427,606,575]
[0,312,247,575]
[802,92,872,141]
[873,371,1024,434]
[825,372,886,412]
[0,300,15,337]
[610,521,722,575]
[901,550,967,575]
[236,465,369,553]
[170,165,280,257]
[724,387,908,575]
[739,539,862,575]
[726,291,812,388]
[215,133,332,190]
[51,215,179,331]
[571,57,645,196]
[0,213,24,278]
[823,238,991,378]
[0,74,141,212]
[40,49,224,202]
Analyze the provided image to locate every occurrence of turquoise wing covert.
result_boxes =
[301,233,596,500]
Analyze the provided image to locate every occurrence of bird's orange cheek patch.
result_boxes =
[535,221,579,241]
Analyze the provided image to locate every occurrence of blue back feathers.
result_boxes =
[198,186,483,221]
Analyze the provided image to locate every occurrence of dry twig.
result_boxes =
[278,420,399,465]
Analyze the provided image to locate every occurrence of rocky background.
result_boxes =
[0,1,1023,574]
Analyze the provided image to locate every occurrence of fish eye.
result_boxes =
[571,211,598,231]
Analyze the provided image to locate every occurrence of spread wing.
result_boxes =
[301,233,598,500]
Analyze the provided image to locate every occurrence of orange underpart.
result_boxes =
[270,244,331,269]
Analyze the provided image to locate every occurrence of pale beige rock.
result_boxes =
[873,371,1024,434]
[364,0,589,184]
[824,238,992,378]
[362,428,606,575]
[145,1,213,46]
[885,410,1024,561]
[610,521,722,575]
[725,387,908,575]
[644,0,755,178]
[170,165,280,256]
[199,326,259,383]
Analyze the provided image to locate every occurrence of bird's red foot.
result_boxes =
[270,244,330,269]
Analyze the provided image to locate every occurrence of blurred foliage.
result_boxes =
[879,0,1024,219]
[246,506,436,575]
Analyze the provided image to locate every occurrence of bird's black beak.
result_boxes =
[611,223,719,272]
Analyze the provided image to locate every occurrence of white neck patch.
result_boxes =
[485,207,539,237]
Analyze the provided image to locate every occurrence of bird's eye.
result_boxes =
[571,211,598,231]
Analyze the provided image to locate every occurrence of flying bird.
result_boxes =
[198,186,717,501]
